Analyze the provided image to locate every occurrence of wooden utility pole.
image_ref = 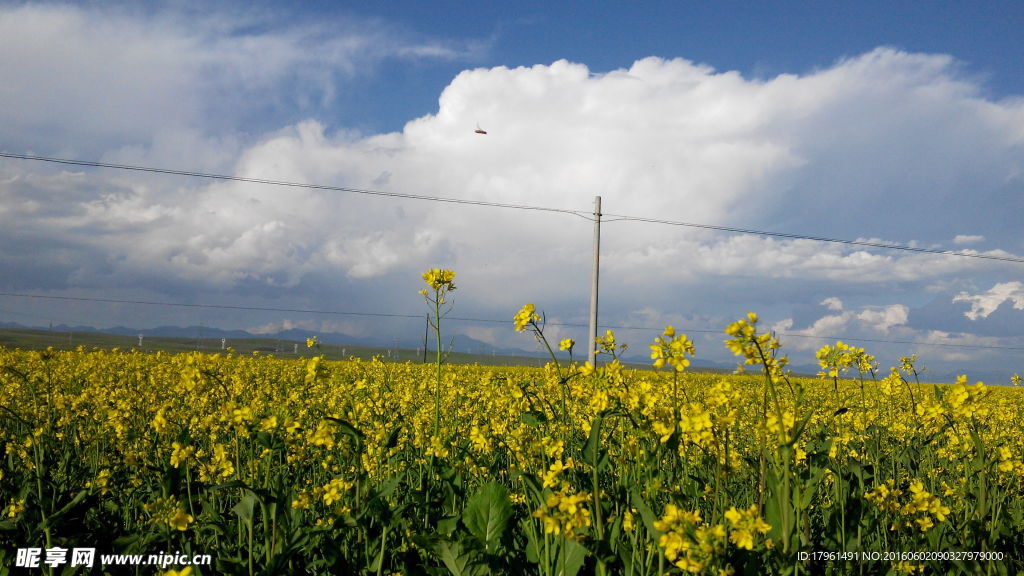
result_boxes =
[588,196,602,367]
[422,314,429,363]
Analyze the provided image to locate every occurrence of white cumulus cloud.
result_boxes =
[952,282,1024,320]
[953,234,985,245]
[821,297,844,311]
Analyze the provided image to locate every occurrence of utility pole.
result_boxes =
[588,196,602,368]
[422,314,429,363]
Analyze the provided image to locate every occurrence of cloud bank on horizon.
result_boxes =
[2,3,1023,376]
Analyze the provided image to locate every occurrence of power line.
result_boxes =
[571,321,1024,351]
[4,153,1024,354]
[0,292,424,320]
[0,152,591,220]
[3,292,1023,353]
[769,331,1024,352]
[5,151,1022,264]
[601,213,1024,265]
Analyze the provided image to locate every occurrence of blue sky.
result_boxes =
[267,1,1024,133]
[1,1,1023,380]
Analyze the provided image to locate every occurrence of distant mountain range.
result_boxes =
[0,320,540,357]
[0,320,737,368]
[0,321,1002,383]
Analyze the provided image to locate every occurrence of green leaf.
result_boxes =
[788,410,816,445]
[512,470,544,505]
[630,490,661,538]
[523,518,541,564]
[554,536,588,576]
[111,534,142,552]
[253,430,279,450]
[209,479,253,492]
[521,410,548,427]
[324,417,366,451]
[583,413,603,466]
[799,466,824,510]
[233,491,259,525]
[463,481,513,555]
[438,514,461,536]
[384,425,402,450]
[764,494,783,542]
[432,539,487,576]
[617,543,636,575]
[46,489,89,524]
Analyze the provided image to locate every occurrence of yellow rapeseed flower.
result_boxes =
[724,505,771,550]
[169,442,194,468]
[650,326,695,372]
[532,484,591,538]
[6,498,26,519]
[514,304,540,332]
[422,269,456,291]
[168,508,194,531]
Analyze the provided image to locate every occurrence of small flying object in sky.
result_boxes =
[474,124,487,135]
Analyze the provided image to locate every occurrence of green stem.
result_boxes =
[376,525,388,576]
[754,339,794,555]
[672,371,679,431]
[432,295,443,438]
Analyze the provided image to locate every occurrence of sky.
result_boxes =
[1,1,1023,381]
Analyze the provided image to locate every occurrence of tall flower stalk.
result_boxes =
[420,269,456,438]
[650,325,695,430]
[514,304,571,421]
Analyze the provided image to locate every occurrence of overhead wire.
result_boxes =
[599,213,1024,264]
[0,292,425,320]
[0,152,592,220]
[2,292,1023,353]
[3,151,1023,354]
[3,151,1021,262]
